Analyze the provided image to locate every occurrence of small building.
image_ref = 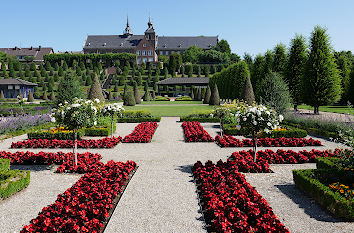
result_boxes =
[0,79,37,98]
[157,77,209,97]
[0,46,54,63]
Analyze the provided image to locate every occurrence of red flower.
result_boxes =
[182,121,214,142]
[123,122,158,143]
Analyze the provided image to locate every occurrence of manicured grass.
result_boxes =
[298,105,354,115]
[124,105,214,117]
[140,101,203,105]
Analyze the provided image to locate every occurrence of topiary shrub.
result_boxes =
[42,91,48,100]
[27,90,34,102]
[209,84,220,105]
[49,92,55,101]
[124,88,136,106]
[203,85,211,104]
[241,75,255,105]
[88,75,105,102]
[133,83,141,104]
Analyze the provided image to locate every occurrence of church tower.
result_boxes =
[124,15,133,36]
[144,16,157,49]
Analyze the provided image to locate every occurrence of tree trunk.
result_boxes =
[111,115,114,138]
[294,104,298,112]
[220,119,223,138]
[314,106,319,115]
[253,131,257,162]
[74,129,78,166]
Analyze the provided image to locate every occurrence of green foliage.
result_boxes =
[199,49,230,64]
[285,34,307,110]
[0,159,10,172]
[273,43,287,73]
[350,65,354,104]
[257,72,292,114]
[0,169,30,199]
[168,52,182,76]
[303,26,342,114]
[28,130,83,140]
[56,71,83,104]
[88,75,105,102]
[42,91,48,100]
[27,90,34,102]
[203,86,211,104]
[241,75,255,105]
[209,84,220,105]
[336,54,351,103]
[49,92,55,101]
[133,82,141,104]
[183,46,203,63]
[0,90,4,100]
[258,125,307,138]
[124,87,136,106]
[215,39,231,54]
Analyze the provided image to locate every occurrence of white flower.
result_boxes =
[51,117,56,123]
[236,125,241,130]
[264,129,270,134]
[279,115,284,121]
[253,120,257,125]
[267,122,272,127]
[72,103,80,108]
[243,117,247,121]
[94,98,100,103]
[94,121,97,126]
[266,111,270,115]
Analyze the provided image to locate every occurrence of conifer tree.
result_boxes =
[56,71,82,104]
[203,85,211,104]
[42,91,48,100]
[143,83,151,101]
[108,90,114,100]
[49,91,55,101]
[303,26,341,114]
[209,84,220,105]
[0,90,5,99]
[27,90,34,102]
[134,82,141,104]
[88,75,105,102]
[124,87,136,106]
[241,75,255,105]
[273,43,287,74]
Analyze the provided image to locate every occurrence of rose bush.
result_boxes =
[11,137,122,149]
[123,122,157,143]
[182,121,214,142]
[215,135,322,147]
[192,160,290,232]
[21,160,137,232]
[101,103,124,137]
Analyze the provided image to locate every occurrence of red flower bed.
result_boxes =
[0,151,102,173]
[215,135,322,147]
[10,136,122,149]
[21,160,137,233]
[193,160,290,232]
[229,149,341,172]
[182,121,214,142]
[123,122,158,143]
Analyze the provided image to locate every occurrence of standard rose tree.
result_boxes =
[51,98,99,165]
[234,104,283,161]
[101,103,125,137]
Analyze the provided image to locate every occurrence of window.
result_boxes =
[137,50,141,56]
[165,51,169,55]
[143,58,147,63]
[148,57,153,62]
[143,43,147,47]
[148,50,153,56]
[159,51,163,55]
[8,85,13,90]
[137,58,142,64]
[15,85,20,90]
[143,51,147,56]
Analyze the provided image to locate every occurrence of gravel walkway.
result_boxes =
[0,118,352,232]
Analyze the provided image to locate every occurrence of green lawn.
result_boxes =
[124,104,214,117]
[298,105,354,115]
[140,101,203,105]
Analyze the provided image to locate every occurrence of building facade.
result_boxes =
[0,46,53,63]
[83,17,218,64]
[0,78,37,98]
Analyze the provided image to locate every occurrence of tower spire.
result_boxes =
[124,14,133,36]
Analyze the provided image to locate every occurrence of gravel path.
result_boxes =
[0,118,352,232]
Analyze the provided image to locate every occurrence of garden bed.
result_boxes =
[21,160,138,232]
[182,121,214,142]
[215,135,322,147]
[123,122,158,143]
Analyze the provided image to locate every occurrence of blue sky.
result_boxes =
[1,0,354,57]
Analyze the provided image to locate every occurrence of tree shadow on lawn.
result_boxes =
[275,184,339,223]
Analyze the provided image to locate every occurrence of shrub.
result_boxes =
[28,129,84,140]
[175,96,192,101]
[153,96,170,101]
[203,85,211,104]
[241,75,255,105]
[88,75,105,102]
[124,88,136,106]
[84,125,116,136]
[0,169,30,199]
[0,158,10,172]
[209,84,220,105]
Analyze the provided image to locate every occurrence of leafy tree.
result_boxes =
[58,66,64,76]
[30,62,36,71]
[54,62,59,71]
[215,39,231,54]
[114,83,119,92]
[211,65,216,74]
[88,75,105,102]
[119,74,127,86]
[203,86,211,104]
[196,88,202,100]
[349,65,354,104]
[258,72,292,114]
[169,52,182,76]
[133,82,141,104]
[183,46,203,63]
[303,26,341,114]
[336,54,351,103]
[56,71,83,104]
[196,65,201,77]
[273,43,287,73]
[204,66,210,77]
[241,75,255,105]
[251,54,264,90]
[263,50,273,76]
[199,50,230,64]
[209,84,220,105]
[185,64,193,77]
[285,34,307,111]
[33,89,40,99]
[180,66,185,77]
[190,88,195,99]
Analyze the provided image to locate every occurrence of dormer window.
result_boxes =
[178,44,182,47]
[103,43,106,47]
[87,43,90,46]
[143,43,147,47]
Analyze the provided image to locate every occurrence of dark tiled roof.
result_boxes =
[0,78,37,86]
[157,77,209,85]
[84,35,144,49]
[156,36,218,50]
[0,47,53,61]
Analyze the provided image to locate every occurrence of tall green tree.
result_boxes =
[303,26,341,114]
[183,46,203,63]
[56,71,83,104]
[215,39,231,54]
[285,34,307,111]
[273,43,287,73]
[169,52,182,76]
[336,54,351,103]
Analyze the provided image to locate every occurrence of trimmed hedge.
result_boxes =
[117,117,161,123]
[293,169,354,220]
[179,117,219,123]
[28,130,84,140]
[316,157,341,170]
[283,120,338,139]
[0,158,10,172]
[0,169,30,199]
[175,96,192,101]
[84,124,116,136]
[223,124,249,135]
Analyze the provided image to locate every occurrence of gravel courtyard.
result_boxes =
[0,117,352,232]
